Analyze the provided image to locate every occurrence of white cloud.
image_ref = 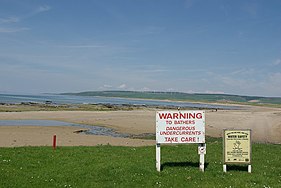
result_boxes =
[100,84,113,89]
[184,0,195,9]
[36,5,51,13]
[59,45,105,48]
[243,2,259,17]
[0,17,20,24]
[23,5,51,19]
[0,17,22,32]
[267,72,281,87]
[0,27,29,33]
[273,59,281,66]
[258,72,281,96]
[166,88,175,92]
[0,5,51,33]
[230,68,256,76]
[118,84,127,89]
[141,87,150,91]
[140,69,169,73]
[124,26,165,37]
[207,70,281,97]
[204,90,225,94]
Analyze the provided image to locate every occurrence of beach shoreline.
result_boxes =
[0,105,280,147]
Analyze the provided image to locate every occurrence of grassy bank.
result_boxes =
[0,103,146,112]
[1,138,280,188]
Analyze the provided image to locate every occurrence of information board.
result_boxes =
[223,129,251,164]
[156,110,205,144]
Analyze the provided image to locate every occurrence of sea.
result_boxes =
[0,93,239,110]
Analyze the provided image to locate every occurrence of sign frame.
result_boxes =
[156,110,205,144]
[156,110,206,172]
[223,129,252,173]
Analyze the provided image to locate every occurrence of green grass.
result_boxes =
[1,138,280,188]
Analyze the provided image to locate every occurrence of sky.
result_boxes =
[0,0,281,97]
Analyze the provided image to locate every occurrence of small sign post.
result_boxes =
[223,129,252,173]
[156,110,206,172]
[198,143,206,171]
[53,134,57,150]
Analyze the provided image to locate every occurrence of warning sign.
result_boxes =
[156,110,205,144]
[223,129,251,164]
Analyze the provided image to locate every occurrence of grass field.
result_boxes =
[1,138,280,188]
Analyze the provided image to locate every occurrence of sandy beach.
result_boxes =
[0,105,280,147]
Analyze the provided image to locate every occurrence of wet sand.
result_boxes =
[0,106,280,147]
[0,126,154,147]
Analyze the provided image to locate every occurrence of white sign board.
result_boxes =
[156,110,205,144]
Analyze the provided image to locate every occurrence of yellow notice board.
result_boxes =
[223,129,251,164]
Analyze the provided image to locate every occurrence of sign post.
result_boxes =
[156,143,161,172]
[156,110,206,172]
[198,143,206,172]
[223,129,252,173]
[53,134,57,150]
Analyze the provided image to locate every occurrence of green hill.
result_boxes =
[62,91,281,106]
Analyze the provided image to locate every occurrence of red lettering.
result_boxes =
[196,113,202,119]
[189,113,195,119]
[179,113,186,119]
[158,112,203,120]
[165,137,178,143]
[158,113,168,119]
[181,137,196,142]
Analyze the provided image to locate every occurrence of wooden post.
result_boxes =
[156,143,161,172]
[248,165,252,173]
[53,134,57,150]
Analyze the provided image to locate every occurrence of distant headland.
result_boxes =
[61,90,281,107]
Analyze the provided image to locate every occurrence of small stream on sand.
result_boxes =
[0,120,130,138]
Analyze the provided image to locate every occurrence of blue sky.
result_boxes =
[0,0,281,97]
